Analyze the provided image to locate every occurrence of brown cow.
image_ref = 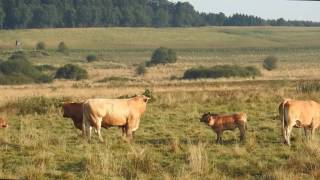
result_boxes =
[0,117,8,128]
[62,102,126,135]
[82,95,150,142]
[200,112,247,144]
[280,99,320,146]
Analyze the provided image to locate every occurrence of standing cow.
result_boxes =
[62,102,126,135]
[82,95,150,142]
[200,112,247,143]
[280,99,320,146]
[0,117,8,128]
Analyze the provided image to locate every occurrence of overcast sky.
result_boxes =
[172,0,320,22]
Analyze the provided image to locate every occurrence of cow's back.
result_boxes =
[286,100,320,126]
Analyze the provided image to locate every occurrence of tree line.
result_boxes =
[0,0,319,29]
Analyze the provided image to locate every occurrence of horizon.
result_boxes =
[172,0,320,22]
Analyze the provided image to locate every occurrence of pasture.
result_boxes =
[1,27,320,179]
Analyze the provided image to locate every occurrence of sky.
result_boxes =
[172,0,320,22]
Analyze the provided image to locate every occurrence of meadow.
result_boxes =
[1,27,320,179]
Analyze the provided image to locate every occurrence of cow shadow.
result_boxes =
[0,139,21,150]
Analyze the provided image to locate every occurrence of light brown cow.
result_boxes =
[200,112,247,143]
[280,99,320,146]
[62,102,126,135]
[0,117,8,128]
[82,95,150,142]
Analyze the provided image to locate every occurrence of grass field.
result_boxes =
[1,27,320,179]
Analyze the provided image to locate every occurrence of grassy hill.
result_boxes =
[1,27,320,50]
[1,27,320,179]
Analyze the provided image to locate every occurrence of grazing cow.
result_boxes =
[200,112,247,143]
[62,102,126,135]
[62,102,84,131]
[0,117,8,128]
[82,95,150,142]
[280,99,320,146]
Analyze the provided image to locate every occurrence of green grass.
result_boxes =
[1,26,320,179]
[1,27,320,50]
[1,85,320,179]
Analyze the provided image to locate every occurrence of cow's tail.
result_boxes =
[82,102,89,138]
[281,100,290,143]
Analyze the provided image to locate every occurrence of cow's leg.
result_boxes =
[96,118,104,142]
[286,126,293,146]
[215,130,222,144]
[239,125,246,142]
[310,127,316,141]
[304,128,308,140]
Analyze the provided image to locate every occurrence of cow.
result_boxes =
[280,99,320,146]
[0,117,8,128]
[200,112,247,144]
[62,102,126,135]
[82,95,150,142]
[63,102,83,131]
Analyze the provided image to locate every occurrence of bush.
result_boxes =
[57,41,69,54]
[148,47,177,66]
[263,56,278,71]
[296,80,320,94]
[86,54,97,62]
[0,54,53,84]
[136,63,147,75]
[35,64,57,72]
[0,96,69,115]
[36,41,46,50]
[183,65,261,79]
[55,64,88,80]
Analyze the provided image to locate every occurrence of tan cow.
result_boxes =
[0,117,8,128]
[82,95,150,142]
[62,102,126,135]
[200,112,247,143]
[280,99,320,146]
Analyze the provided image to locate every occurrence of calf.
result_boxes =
[0,117,8,128]
[200,112,247,143]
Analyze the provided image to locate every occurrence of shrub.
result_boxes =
[296,80,320,94]
[148,47,177,66]
[35,64,57,72]
[136,63,147,75]
[55,64,88,80]
[0,54,53,84]
[263,56,278,71]
[36,41,46,50]
[57,41,69,54]
[0,96,69,115]
[183,65,261,79]
[86,54,97,62]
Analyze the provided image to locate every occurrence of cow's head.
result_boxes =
[0,117,8,128]
[136,95,150,103]
[62,102,72,118]
[200,112,218,126]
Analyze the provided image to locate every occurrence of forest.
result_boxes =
[0,0,319,29]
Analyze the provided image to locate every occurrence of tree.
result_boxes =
[0,7,5,28]
[36,41,46,50]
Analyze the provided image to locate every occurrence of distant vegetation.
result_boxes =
[86,54,97,63]
[35,41,46,51]
[148,47,177,66]
[0,52,53,84]
[263,56,278,71]
[183,65,261,79]
[0,0,319,29]
[55,64,88,80]
[136,64,147,76]
[57,42,69,54]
